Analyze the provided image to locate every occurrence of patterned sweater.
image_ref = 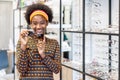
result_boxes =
[16,35,61,80]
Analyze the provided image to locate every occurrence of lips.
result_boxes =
[36,29,43,34]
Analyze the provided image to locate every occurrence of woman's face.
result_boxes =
[30,15,48,35]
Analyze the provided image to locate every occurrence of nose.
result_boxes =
[36,23,42,29]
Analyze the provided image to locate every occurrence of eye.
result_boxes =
[39,21,46,24]
[31,20,47,26]
[32,21,38,25]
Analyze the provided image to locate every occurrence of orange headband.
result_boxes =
[30,10,48,22]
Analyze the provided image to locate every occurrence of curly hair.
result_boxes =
[25,3,53,25]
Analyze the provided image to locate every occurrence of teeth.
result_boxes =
[37,30,41,32]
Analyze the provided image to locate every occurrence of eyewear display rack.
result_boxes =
[60,0,120,80]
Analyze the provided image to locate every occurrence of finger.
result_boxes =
[43,36,46,43]
[22,29,28,32]
[20,33,27,38]
[21,29,28,34]
[21,30,29,37]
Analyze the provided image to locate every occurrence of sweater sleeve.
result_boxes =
[16,40,29,74]
[42,40,61,74]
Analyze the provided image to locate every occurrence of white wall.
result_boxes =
[0,1,13,49]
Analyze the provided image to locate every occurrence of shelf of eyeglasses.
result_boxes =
[85,62,118,80]
[61,26,119,34]
[62,59,118,80]
[62,59,82,71]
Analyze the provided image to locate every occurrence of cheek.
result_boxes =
[29,25,36,31]
[30,25,35,29]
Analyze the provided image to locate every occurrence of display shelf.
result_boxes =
[60,0,120,80]
[62,60,82,71]
[61,27,119,34]
[62,62,103,80]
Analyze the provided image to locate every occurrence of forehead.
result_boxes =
[31,15,46,21]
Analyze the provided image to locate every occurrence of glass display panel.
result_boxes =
[85,0,108,32]
[62,32,83,71]
[61,0,83,31]
[85,0,119,34]
[85,34,118,80]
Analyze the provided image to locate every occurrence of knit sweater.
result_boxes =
[16,35,61,80]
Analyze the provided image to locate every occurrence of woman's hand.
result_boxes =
[19,29,29,51]
[37,37,46,58]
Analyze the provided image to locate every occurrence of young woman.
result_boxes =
[16,3,61,80]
